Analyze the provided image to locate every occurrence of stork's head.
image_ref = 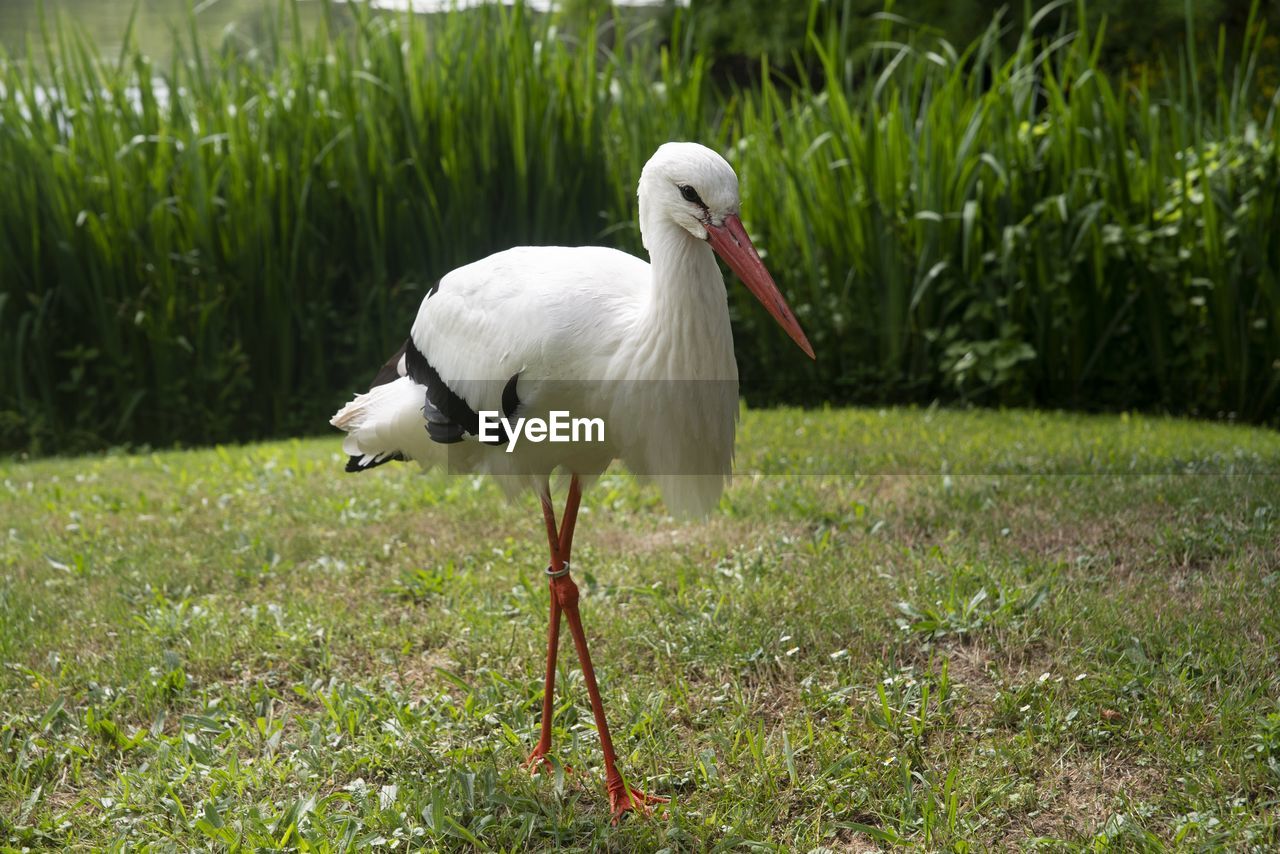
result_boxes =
[638,142,815,359]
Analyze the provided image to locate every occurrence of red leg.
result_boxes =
[541,489,565,569]
[524,588,563,773]
[557,476,582,562]
[552,575,667,821]
[526,491,566,773]
[524,478,584,773]
[550,478,667,822]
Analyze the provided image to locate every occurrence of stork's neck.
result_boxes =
[629,219,737,381]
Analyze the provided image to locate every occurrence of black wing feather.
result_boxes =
[405,339,521,446]
[345,278,526,471]
[368,342,408,389]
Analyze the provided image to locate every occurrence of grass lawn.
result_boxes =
[2,408,1278,849]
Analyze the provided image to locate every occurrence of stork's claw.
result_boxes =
[607,778,669,822]
[523,747,570,776]
[523,748,552,775]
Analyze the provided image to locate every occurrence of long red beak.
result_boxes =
[706,214,815,359]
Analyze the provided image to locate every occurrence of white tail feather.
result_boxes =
[331,377,439,468]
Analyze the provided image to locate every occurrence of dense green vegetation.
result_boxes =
[691,0,1280,84]
[1,1,1277,453]
[2,409,1278,847]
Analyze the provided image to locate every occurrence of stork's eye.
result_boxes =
[678,184,704,206]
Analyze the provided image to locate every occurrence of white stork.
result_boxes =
[331,141,813,820]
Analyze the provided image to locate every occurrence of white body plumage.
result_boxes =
[332,142,812,517]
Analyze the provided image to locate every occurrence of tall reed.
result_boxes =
[728,0,1279,418]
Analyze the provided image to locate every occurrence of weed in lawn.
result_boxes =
[895,561,1053,641]
[1247,711,1280,782]
[390,562,457,604]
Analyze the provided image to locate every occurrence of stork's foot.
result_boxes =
[607,776,668,822]
[524,746,570,776]
[523,746,551,774]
